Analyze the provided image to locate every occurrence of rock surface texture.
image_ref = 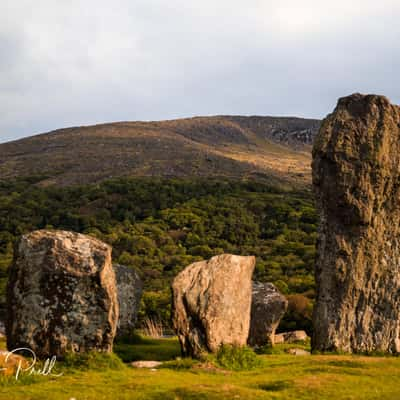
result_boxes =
[312,93,400,354]
[248,282,288,346]
[275,330,309,344]
[113,264,143,337]
[6,230,118,358]
[172,254,255,357]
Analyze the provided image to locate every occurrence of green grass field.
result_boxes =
[1,336,400,400]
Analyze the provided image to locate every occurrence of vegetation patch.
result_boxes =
[328,360,367,369]
[0,176,317,331]
[62,351,126,371]
[114,335,181,362]
[214,345,262,371]
[160,358,199,370]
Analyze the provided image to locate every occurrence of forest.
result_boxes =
[0,176,317,333]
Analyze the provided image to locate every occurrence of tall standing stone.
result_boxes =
[312,93,400,353]
[6,230,118,358]
[113,264,143,337]
[172,254,255,357]
[248,282,288,347]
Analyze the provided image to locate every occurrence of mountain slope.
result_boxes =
[0,115,320,187]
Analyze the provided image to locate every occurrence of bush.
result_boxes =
[215,345,262,371]
[278,294,313,334]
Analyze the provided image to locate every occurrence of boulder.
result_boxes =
[312,93,400,353]
[0,350,30,377]
[172,254,255,357]
[6,230,118,358]
[248,282,287,346]
[113,264,143,337]
[274,330,309,344]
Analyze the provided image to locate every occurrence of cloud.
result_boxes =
[0,0,399,142]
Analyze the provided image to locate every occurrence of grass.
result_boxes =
[114,334,181,362]
[257,339,311,355]
[1,336,400,399]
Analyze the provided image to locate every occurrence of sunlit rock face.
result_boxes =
[6,230,118,358]
[172,254,255,358]
[312,93,400,354]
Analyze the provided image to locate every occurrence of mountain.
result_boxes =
[0,115,320,187]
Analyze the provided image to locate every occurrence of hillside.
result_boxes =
[0,116,320,187]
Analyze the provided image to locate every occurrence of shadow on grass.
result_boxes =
[114,335,181,362]
[328,360,366,369]
[147,387,247,400]
[259,380,293,392]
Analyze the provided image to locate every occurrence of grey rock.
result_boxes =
[275,330,309,344]
[0,321,5,337]
[6,230,118,358]
[113,264,143,337]
[248,282,288,346]
[172,254,255,358]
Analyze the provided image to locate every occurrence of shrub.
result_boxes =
[215,344,262,371]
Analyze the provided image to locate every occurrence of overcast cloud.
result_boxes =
[1,0,399,143]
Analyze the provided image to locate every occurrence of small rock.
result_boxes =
[286,348,310,356]
[0,351,30,376]
[131,361,163,369]
[275,330,309,344]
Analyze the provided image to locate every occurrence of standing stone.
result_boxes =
[248,282,288,347]
[172,254,255,357]
[312,93,400,354]
[113,264,143,337]
[6,230,118,358]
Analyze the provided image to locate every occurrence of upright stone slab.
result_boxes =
[172,254,255,357]
[6,230,118,358]
[312,93,400,353]
[113,264,143,337]
[248,282,288,347]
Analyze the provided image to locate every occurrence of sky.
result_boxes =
[1,0,400,143]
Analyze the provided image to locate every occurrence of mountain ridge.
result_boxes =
[0,115,321,187]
